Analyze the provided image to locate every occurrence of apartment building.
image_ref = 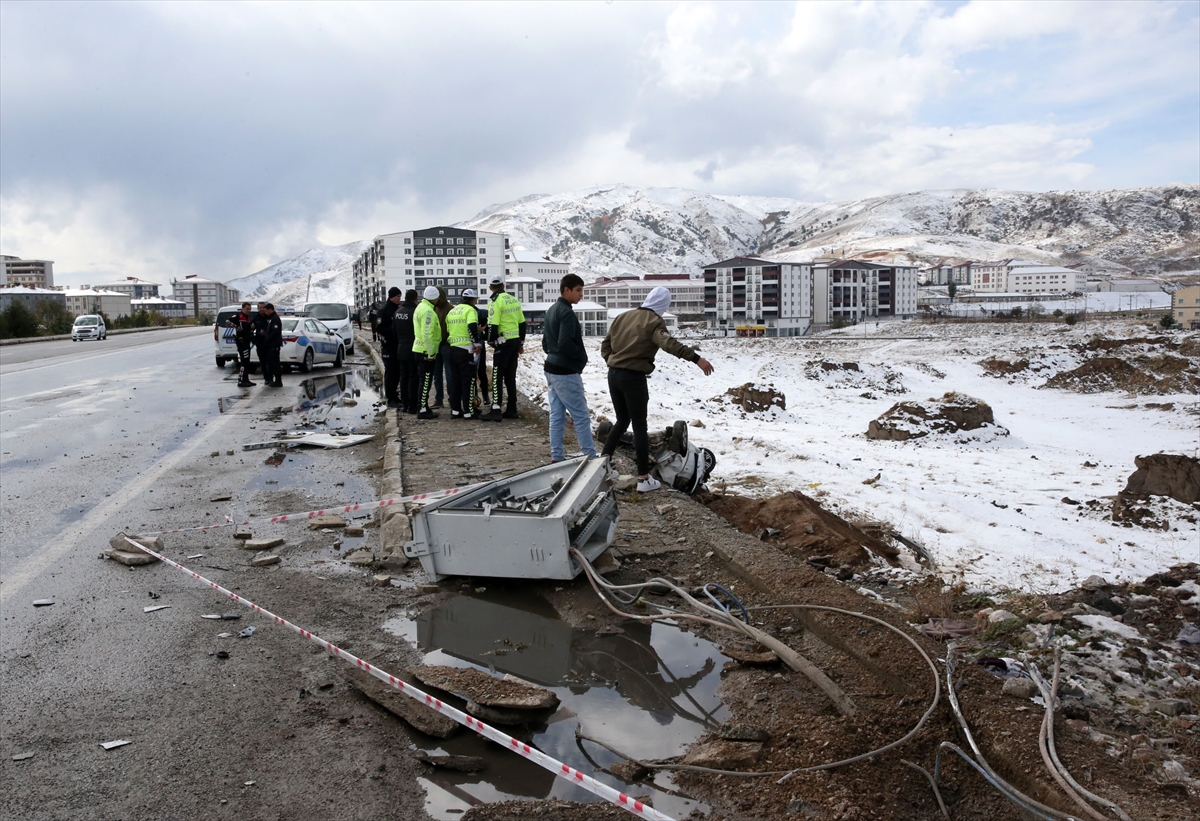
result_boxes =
[520,300,609,337]
[1173,285,1200,329]
[3,256,55,289]
[702,257,812,336]
[171,275,240,318]
[811,259,918,325]
[63,288,132,318]
[586,275,706,316]
[132,296,189,318]
[920,259,973,285]
[973,259,1084,294]
[0,285,65,312]
[352,226,507,311]
[505,249,569,289]
[506,276,545,306]
[97,277,161,298]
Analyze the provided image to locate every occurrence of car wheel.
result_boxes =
[334,345,344,368]
[299,348,314,373]
[216,356,226,368]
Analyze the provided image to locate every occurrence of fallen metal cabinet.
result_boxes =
[404,456,619,582]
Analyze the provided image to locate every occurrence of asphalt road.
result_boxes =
[1,330,434,820]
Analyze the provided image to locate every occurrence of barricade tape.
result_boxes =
[140,483,486,536]
[122,537,674,821]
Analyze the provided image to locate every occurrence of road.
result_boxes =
[1,330,434,821]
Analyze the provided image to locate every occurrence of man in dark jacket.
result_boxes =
[230,302,256,388]
[600,286,713,492]
[367,305,379,341]
[393,290,419,413]
[377,287,403,407]
[259,303,284,387]
[542,274,597,461]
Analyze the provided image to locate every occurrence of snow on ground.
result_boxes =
[516,319,1198,594]
[929,291,1171,318]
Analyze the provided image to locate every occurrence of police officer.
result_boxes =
[482,276,526,421]
[230,301,256,388]
[393,290,419,413]
[259,302,284,387]
[445,289,482,419]
[412,286,442,420]
[377,287,403,407]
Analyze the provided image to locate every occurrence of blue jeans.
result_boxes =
[546,371,598,461]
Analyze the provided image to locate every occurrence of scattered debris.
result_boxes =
[307,515,347,530]
[412,750,487,772]
[105,534,163,566]
[100,740,131,751]
[251,554,280,567]
[242,433,371,450]
[233,530,252,540]
[373,574,391,587]
[186,554,205,560]
[210,494,233,502]
[410,665,560,711]
[11,752,34,762]
[143,605,171,613]
[344,526,365,537]
[342,671,459,738]
[241,538,284,550]
[32,599,54,607]
[237,627,256,638]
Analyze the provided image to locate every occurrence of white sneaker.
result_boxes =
[636,475,662,493]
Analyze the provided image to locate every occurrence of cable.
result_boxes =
[936,742,1058,821]
[901,759,951,820]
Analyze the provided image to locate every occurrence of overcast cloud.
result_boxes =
[1,0,1197,286]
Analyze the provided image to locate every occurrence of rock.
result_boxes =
[1161,760,1192,783]
[416,584,440,594]
[380,555,410,571]
[614,475,638,492]
[233,530,253,540]
[609,760,650,781]
[718,723,770,743]
[681,739,763,769]
[464,701,538,725]
[720,644,780,665]
[655,504,675,515]
[1176,623,1200,645]
[345,549,374,566]
[251,554,280,567]
[105,549,158,566]
[109,533,164,554]
[411,665,559,710]
[344,526,365,537]
[1119,453,1200,505]
[723,383,785,413]
[242,538,284,550]
[307,515,347,530]
[341,671,458,738]
[411,750,485,772]
[1081,574,1109,591]
[689,419,705,428]
[1002,678,1038,699]
[988,609,1019,624]
[1038,610,1064,624]
[590,549,621,575]
[373,574,391,587]
[1147,699,1190,716]
[866,392,1002,441]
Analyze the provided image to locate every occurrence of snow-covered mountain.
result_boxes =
[224,184,1198,303]
[224,240,371,307]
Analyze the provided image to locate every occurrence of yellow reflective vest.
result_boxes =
[445,303,477,348]
[412,299,441,356]
[488,291,524,340]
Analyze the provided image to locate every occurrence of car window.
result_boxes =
[303,303,349,321]
[304,320,319,333]
[282,319,299,331]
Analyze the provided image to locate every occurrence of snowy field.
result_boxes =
[516,319,1198,593]
[926,290,1170,318]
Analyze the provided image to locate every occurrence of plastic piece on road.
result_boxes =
[32,599,55,607]
[100,740,131,750]
[238,626,256,638]
[143,605,171,613]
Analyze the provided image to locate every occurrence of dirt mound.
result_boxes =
[817,360,860,372]
[867,392,1004,441]
[1120,453,1200,504]
[723,383,786,412]
[980,357,1031,375]
[1044,354,1199,394]
[804,360,907,394]
[1084,335,1170,352]
[699,489,899,567]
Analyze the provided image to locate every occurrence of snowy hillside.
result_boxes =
[224,240,371,307]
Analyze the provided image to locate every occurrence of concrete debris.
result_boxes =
[464,701,536,725]
[251,554,281,567]
[241,538,284,550]
[416,584,440,594]
[344,526,365,537]
[106,534,163,565]
[373,574,391,587]
[307,515,346,530]
[1002,678,1038,699]
[342,671,459,738]
[32,599,55,607]
[655,504,675,514]
[100,740,131,750]
[233,530,252,540]
[682,739,764,769]
[614,475,638,492]
[411,665,560,710]
[1146,699,1191,716]
[345,549,374,566]
[11,752,34,761]
[143,605,171,613]
[210,494,233,502]
[411,750,485,772]
[106,550,158,566]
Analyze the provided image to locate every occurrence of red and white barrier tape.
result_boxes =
[123,537,674,821]
[141,483,486,536]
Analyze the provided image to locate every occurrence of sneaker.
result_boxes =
[417,410,439,420]
[450,410,462,418]
[636,476,662,493]
[238,381,256,388]
[461,412,477,420]
[479,409,503,422]
[502,409,519,419]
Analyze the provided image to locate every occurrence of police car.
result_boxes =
[280,317,345,372]
[302,302,354,355]
[214,305,259,369]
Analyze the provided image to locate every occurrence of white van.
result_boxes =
[72,315,107,341]
[302,302,354,355]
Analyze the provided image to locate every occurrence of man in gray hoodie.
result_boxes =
[542,274,598,461]
[600,286,713,492]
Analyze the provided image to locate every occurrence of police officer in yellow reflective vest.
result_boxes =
[445,289,482,420]
[482,276,526,421]
[412,286,443,420]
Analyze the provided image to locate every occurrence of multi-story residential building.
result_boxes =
[506,276,545,306]
[97,277,161,299]
[520,300,609,337]
[131,296,189,318]
[877,264,919,317]
[0,285,65,313]
[811,259,918,325]
[702,257,812,336]
[352,226,507,311]
[170,275,240,318]
[3,255,55,288]
[1173,285,1200,329]
[63,288,131,318]
[973,259,1085,294]
[587,275,706,316]
[971,259,1014,293]
[920,260,973,286]
[504,249,569,289]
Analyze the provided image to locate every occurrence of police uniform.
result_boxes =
[230,308,255,387]
[412,287,443,419]
[445,294,481,419]
[485,286,526,420]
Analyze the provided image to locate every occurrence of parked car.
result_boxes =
[281,317,344,372]
[302,302,355,355]
[213,305,259,369]
[72,315,107,341]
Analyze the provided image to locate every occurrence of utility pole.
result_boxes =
[306,274,312,304]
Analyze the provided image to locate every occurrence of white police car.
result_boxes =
[214,305,259,368]
[281,317,344,372]
[302,302,354,355]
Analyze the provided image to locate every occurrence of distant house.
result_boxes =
[505,276,545,306]
[64,288,132,318]
[353,226,507,312]
[811,259,918,325]
[520,300,609,337]
[98,277,161,299]
[171,275,240,318]
[132,296,188,318]
[2,255,55,289]
[586,275,705,316]
[702,257,812,336]
[1173,285,1200,329]
[920,259,973,286]
[0,285,65,312]
[973,259,1084,294]
[504,249,570,289]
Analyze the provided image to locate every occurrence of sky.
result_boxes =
[1,0,1197,288]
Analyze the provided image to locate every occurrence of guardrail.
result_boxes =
[0,324,204,347]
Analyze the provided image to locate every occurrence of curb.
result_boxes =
[356,331,412,570]
[0,324,189,346]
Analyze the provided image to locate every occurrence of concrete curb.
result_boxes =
[356,331,412,570]
[0,324,188,346]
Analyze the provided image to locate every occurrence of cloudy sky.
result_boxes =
[1,0,1197,287]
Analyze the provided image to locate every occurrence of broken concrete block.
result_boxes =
[307,515,346,530]
[210,494,233,502]
[416,584,440,594]
[109,534,165,555]
[411,750,485,772]
[344,525,365,537]
[251,554,281,567]
[342,671,458,738]
[233,530,253,540]
[105,550,159,567]
[614,475,637,492]
[682,739,763,769]
[241,538,285,550]
[345,549,374,566]
[1002,678,1038,699]
[655,504,675,515]
[1147,699,1190,716]
[411,665,559,710]
[380,554,410,571]
[373,574,391,587]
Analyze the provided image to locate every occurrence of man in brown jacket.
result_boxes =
[600,286,713,492]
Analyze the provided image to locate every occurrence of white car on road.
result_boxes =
[72,315,107,341]
[302,302,354,355]
[282,317,345,372]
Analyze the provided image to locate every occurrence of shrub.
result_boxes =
[1160,314,1176,329]
[1064,313,1079,326]
[33,298,74,335]
[1053,308,1064,317]
[0,300,39,338]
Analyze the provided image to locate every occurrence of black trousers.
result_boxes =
[602,367,650,475]
[381,340,400,402]
[260,346,281,385]
[476,344,489,402]
[397,353,418,412]
[237,344,253,383]
[417,357,437,409]
[448,347,476,415]
[491,339,521,411]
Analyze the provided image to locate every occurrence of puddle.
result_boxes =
[382,589,722,818]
